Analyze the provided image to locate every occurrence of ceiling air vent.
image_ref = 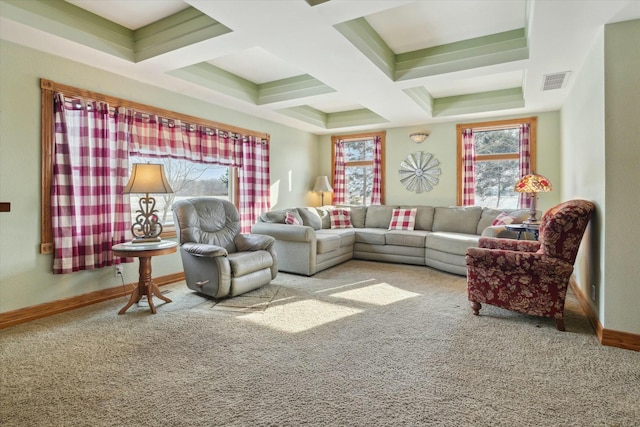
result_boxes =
[541,71,570,91]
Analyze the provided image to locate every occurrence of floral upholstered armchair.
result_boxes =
[465,199,595,331]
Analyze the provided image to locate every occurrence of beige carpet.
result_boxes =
[1,260,639,426]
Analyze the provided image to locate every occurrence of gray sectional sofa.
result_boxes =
[251,205,533,276]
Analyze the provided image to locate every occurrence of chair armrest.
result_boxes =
[235,233,276,251]
[466,247,573,277]
[251,222,316,243]
[478,237,540,252]
[181,242,228,257]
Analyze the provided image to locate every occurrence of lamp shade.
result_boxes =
[312,176,333,193]
[124,163,173,194]
[409,132,429,143]
[514,173,553,193]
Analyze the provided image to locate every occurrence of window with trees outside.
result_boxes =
[456,117,536,208]
[331,131,385,205]
[127,157,235,228]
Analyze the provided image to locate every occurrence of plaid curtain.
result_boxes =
[182,127,243,166]
[518,123,532,208]
[130,116,242,167]
[332,140,346,205]
[370,136,383,205]
[52,94,130,274]
[238,136,270,233]
[461,128,476,206]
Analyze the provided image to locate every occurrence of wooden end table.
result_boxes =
[112,241,178,315]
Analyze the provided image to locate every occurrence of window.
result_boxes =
[456,117,536,208]
[40,79,266,256]
[331,131,385,205]
[128,156,235,228]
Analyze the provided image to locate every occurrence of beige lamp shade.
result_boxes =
[313,176,333,193]
[124,163,173,194]
[313,176,333,206]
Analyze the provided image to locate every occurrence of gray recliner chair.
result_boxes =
[172,198,278,299]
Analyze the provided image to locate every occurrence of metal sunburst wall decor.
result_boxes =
[399,151,441,193]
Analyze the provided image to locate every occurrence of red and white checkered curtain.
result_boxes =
[332,140,346,205]
[51,94,131,274]
[518,123,532,208]
[183,127,243,166]
[130,116,242,167]
[370,136,383,205]
[238,136,270,233]
[461,128,476,206]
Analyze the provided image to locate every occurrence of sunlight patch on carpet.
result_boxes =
[240,299,363,333]
[329,282,421,306]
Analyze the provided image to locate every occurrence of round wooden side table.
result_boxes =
[112,241,178,315]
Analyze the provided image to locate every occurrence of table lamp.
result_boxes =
[313,176,333,206]
[124,163,173,243]
[514,172,553,224]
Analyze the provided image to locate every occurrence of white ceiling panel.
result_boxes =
[207,47,305,84]
[427,70,524,98]
[65,0,190,30]
[365,0,527,54]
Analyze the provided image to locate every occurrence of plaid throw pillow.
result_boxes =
[285,211,302,225]
[388,208,417,231]
[330,209,353,229]
[492,212,515,226]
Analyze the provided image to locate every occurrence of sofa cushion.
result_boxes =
[297,207,322,230]
[285,210,302,225]
[432,206,482,235]
[476,207,531,234]
[260,210,287,223]
[426,232,480,256]
[330,208,353,229]
[354,228,387,245]
[385,230,429,248]
[318,229,356,247]
[400,206,435,231]
[337,205,367,228]
[316,233,340,254]
[315,206,333,229]
[365,205,398,228]
[492,212,515,226]
[388,208,417,231]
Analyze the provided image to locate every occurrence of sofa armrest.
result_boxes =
[182,242,228,257]
[251,222,316,243]
[478,237,540,252]
[235,233,276,251]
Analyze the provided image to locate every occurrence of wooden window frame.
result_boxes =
[330,130,386,205]
[455,117,537,206]
[40,78,266,254]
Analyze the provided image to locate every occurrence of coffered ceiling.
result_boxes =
[1,0,638,134]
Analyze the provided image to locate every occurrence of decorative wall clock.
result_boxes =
[399,151,441,193]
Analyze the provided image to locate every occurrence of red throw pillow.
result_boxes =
[285,211,302,225]
[492,212,515,226]
[330,209,353,229]
[388,208,417,231]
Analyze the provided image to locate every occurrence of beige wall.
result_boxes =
[603,20,640,334]
[0,40,318,312]
[561,19,640,335]
[560,28,606,321]
[317,111,562,212]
